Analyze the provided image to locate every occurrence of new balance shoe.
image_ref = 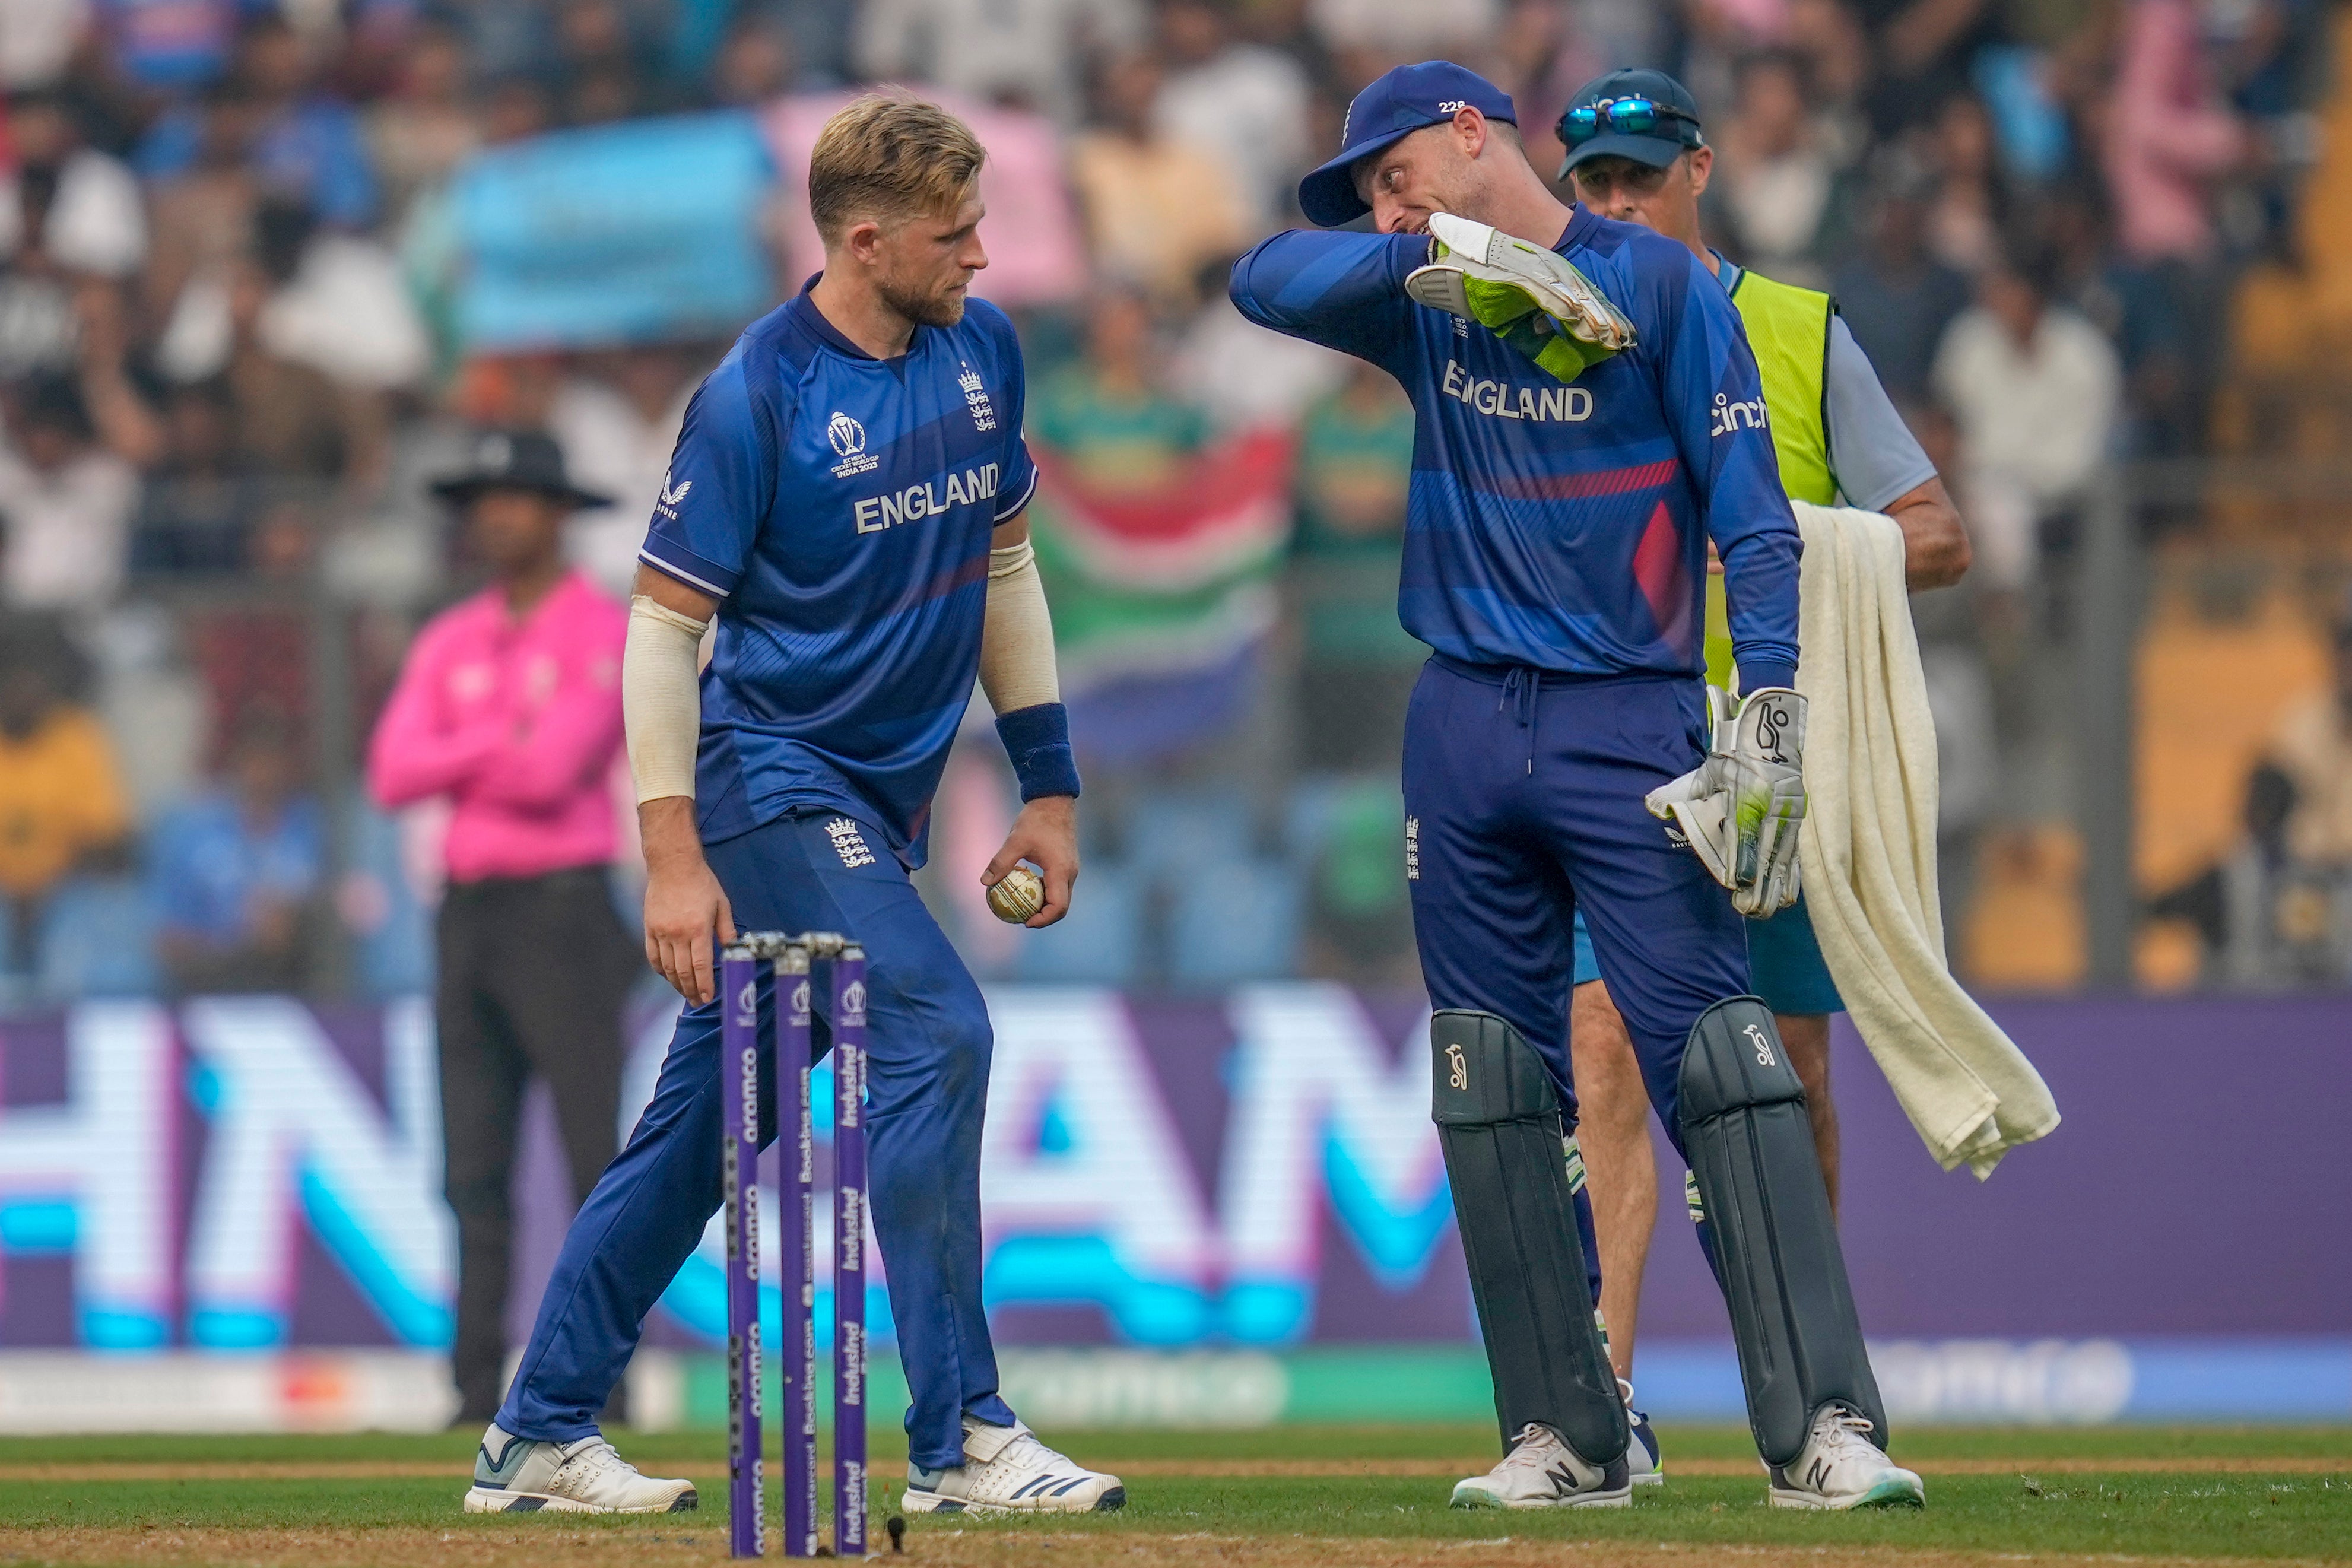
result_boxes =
[1405,211,1637,383]
[1767,1406,1925,1510]
[462,1424,696,1514]
[900,1415,1125,1515]
[1450,1421,1632,1509]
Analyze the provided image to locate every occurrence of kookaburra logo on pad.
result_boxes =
[1744,1024,1776,1067]
[1446,1042,1469,1090]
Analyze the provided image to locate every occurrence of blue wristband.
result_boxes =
[995,703,1081,801]
[1741,661,1797,695]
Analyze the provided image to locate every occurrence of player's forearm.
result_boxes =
[1886,478,1972,591]
[1717,526,1802,693]
[624,583,710,805]
[979,528,1060,714]
[1229,230,1413,347]
[980,522,1081,801]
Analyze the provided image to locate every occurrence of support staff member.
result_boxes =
[1554,69,1970,1464]
[369,431,634,1426]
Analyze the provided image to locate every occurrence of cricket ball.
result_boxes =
[986,864,1046,925]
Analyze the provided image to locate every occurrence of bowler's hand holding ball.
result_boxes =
[986,864,1046,923]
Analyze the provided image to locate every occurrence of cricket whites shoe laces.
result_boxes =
[1767,1406,1926,1510]
[1450,1421,1633,1509]
[900,1414,1126,1514]
[462,1424,697,1514]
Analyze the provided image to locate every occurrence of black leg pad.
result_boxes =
[1432,1009,1629,1465]
[1678,996,1887,1465]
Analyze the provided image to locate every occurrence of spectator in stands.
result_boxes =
[550,344,701,594]
[151,711,324,995]
[368,428,633,1426]
[1931,239,2120,589]
[707,11,796,107]
[1067,52,1249,307]
[1300,780,1417,985]
[0,374,139,611]
[0,612,131,979]
[142,81,266,335]
[135,14,379,228]
[1289,358,1419,773]
[1833,173,1972,407]
[855,0,1143,124]
[553,0,658,125]
[0,0,89,94]
[98,0,241,92]
[1154,0,1309,231]
[2105,0,2244,455]
[364,21,482,225]
[1172,250,1347,432]
[127,378,261,576]
[1709,50,1850,285]
[1921,91,2009,275]
[1032,285,1209,493]
[170,239,387,488]
[0,87,146,283]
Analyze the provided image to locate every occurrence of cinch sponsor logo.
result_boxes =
[853,462,1001,534]
[1710,391,1768,437]
[1441,360,1592,423]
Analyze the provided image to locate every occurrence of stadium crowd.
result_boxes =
[0,0,2333,1003]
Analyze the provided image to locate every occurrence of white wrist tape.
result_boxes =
[980,536,1060,713]
[624,593,707,804]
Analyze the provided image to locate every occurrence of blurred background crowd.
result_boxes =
[2,0,2350,1007]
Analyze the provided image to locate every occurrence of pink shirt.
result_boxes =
[369,570,628,884]
[2104,0,2243,263]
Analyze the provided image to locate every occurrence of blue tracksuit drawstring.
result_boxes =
[1499,666,1538,773]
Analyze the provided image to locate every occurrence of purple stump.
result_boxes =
[779,945,818,1557]
[721,948,763,1559]
[832,947,869,1557]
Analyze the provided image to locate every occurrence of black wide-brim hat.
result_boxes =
[430,428,614,510]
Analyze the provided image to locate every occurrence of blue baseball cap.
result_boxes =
[1554,69,1705,182]
[1297,61,1516,227]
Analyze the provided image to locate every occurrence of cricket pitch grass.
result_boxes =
[0,1424,2343,1567]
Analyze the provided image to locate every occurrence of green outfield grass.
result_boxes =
[0,1426,2341,1565]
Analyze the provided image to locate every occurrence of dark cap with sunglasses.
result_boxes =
[1555,69,1705,182]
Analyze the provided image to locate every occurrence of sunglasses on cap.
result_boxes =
[1559,96,1703,147]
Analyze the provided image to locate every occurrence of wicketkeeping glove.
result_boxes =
[1644,686,1808,918]
[1404,211,1637,385]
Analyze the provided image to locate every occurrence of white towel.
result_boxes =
[1788,501,2060,1177]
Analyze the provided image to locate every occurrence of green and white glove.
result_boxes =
[1404,211,1637,385]
[1644,685,1808,918]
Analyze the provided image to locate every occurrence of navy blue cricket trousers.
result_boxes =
[1404,655,1753,1161]
[494,810,1014,1469]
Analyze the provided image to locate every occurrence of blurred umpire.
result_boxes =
[368,431,637,1426]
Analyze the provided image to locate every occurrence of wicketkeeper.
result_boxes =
[1231,62,1924,1511]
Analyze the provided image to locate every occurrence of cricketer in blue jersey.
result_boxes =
[466,95,1123,1521]
[1232,63,1921,1511]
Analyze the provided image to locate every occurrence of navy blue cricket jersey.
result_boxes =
[1230,208,1801,690]
[639,281,1038,864]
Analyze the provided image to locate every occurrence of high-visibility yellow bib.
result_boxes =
[1703,265,1834,687]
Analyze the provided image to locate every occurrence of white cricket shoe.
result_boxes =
[900,1414,1125,1515]
[462,1424,697,1515]
[1622,1382,1664,1487]
[1767,1406,1925,1510]
[1450,1422,1632,1509]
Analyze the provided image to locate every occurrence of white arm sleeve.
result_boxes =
[979,537,1061,713]
[624,593,708,804]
